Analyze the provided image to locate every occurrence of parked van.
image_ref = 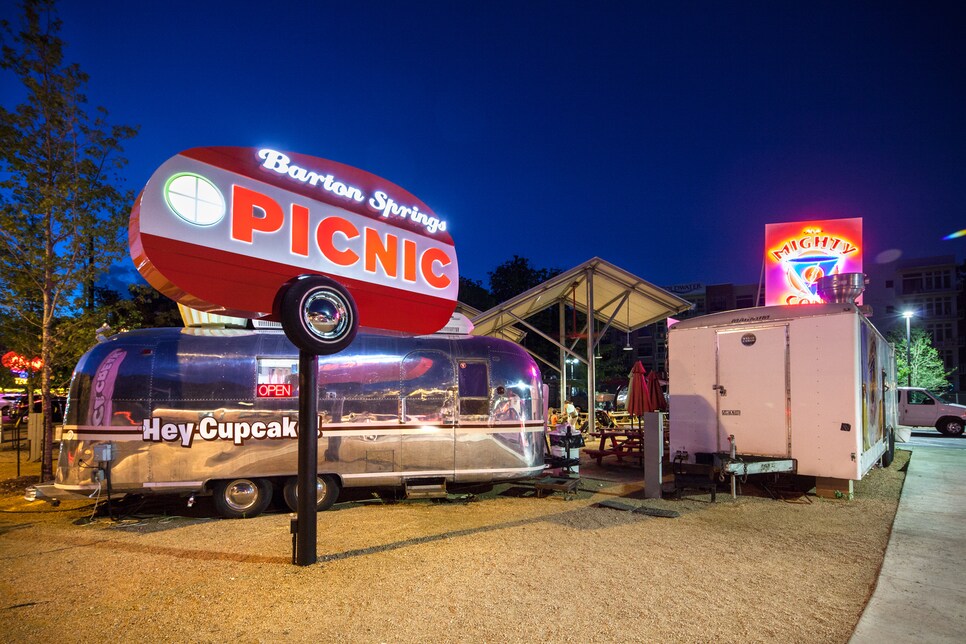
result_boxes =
[897,387,966,436]
[28,322,548,518]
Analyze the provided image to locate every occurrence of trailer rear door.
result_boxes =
[715,325,790,457]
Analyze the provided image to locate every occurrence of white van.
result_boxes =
[897,387,966,436]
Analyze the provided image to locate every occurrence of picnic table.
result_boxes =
[607,411,635,428]
[583,427,645,466]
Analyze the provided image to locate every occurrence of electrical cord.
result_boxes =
[0,503,99,514]
[88,480,102,523]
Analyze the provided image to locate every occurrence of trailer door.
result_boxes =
[715,325,790,457]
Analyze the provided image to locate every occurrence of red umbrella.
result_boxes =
[646,370,666,412]
[627,361,651,419]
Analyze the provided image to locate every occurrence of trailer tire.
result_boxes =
[880,427,895,468]
[937,418,964,437]
[283,474,340,512]
[278,275,358,355]
[212,478,273,519]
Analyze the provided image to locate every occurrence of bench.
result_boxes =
[583,448,615,465]
[584,447,642,466]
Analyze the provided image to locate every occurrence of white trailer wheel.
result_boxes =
[283,475,340,512]
[279,275,358,355]
[213,478,272,519]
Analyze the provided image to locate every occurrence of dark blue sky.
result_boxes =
[9,1,966,288]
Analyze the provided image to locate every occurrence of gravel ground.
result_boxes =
[0,447,907,643]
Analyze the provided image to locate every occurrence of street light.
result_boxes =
[566,357,578,378]
[565,358,579,397]
[902,311,915,386]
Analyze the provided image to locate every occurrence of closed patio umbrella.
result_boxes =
[626,361,650,471]
[627,361,650,421]
[646,370,666,412]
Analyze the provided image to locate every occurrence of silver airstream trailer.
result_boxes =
[29,320,547,518]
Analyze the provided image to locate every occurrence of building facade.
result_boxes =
[623,256,965,394]
[865,255,965,392]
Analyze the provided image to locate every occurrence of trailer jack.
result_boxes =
[712,435,797,499]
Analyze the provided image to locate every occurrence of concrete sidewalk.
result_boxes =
[850,446,966,643]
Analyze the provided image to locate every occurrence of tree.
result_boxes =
[0,0,137,479]
[457,276,495,312]
[889,328,953,391]
[487,255,561,304]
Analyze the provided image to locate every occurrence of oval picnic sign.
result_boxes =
[129,147,459,336]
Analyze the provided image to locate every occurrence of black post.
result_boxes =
[15,417,21,478]
[295,350,318,566]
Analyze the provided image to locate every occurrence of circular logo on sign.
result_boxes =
[741,333,757,346]
[163,173,226,226]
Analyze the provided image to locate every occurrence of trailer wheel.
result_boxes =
[283,474,340,512]
[938,418,964,437]
[278,275,358,355]
[880,427,895,467]
[212,478,273,519]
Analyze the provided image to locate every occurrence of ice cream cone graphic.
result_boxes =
[786,254,840,300]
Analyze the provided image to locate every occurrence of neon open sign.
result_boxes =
[130,147,459,349]
[257,383,294,398]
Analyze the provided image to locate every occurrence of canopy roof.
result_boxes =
[468,257,691,435]
[470,257,693,340]
[454,302,525,343]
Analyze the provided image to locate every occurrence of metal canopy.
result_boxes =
[469,257,693,434]
[471,257,692,337]
[455,302,526,343]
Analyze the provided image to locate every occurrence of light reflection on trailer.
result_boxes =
[32,326,547,518]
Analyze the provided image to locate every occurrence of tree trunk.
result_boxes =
[41,196,54,481]
[40,354,52,481]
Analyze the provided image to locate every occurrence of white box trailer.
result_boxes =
[668,301,897,493]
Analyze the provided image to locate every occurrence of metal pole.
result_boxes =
[905,315,912,387]
[295,350,319,566]
[559,301,566,408]
[586,267,596,436]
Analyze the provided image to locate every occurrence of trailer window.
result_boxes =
[458,361,489,417]
[489,349,543,422]
[317,353,402,424]
[401,351,455,422]
[256,358,299,397]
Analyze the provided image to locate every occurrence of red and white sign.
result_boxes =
[130,147,459,335]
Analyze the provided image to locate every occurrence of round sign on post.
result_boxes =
[129,147,458,339]
[278,275,358,354]
[129,147,459,565]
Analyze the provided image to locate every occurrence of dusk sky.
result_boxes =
[6,1,966,290]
